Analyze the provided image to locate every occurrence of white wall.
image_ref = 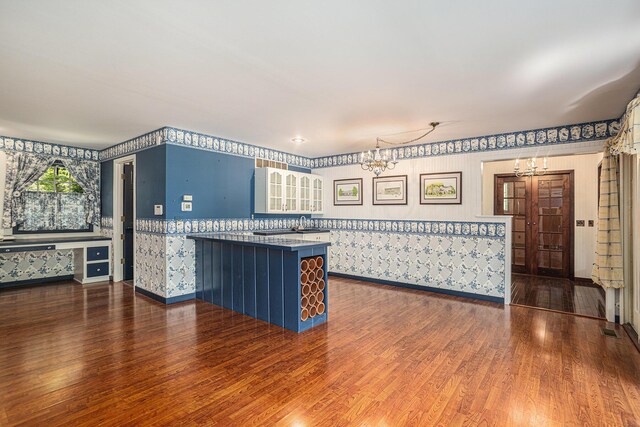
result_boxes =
[316,140,605,222]
[481,152,603,279]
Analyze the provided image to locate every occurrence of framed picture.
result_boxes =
[420,171,462,204]
[334,178,363,205]
[372,175,407,205]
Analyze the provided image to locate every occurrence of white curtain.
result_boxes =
[592,141,623,288]
[610,93,640,155]
[592,93,639,289]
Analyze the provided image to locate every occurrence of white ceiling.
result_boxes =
[1,1,639,157]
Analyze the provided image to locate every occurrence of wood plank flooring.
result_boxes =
[511,273,606,318]
[1,278,639,426]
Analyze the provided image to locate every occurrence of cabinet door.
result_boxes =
[268,170,284,212]
[284,172,298,213]
[300,175,311,213]
[312,176,324,213]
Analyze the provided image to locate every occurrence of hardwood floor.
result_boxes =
[1,278,639,426]
[511,273,606,318]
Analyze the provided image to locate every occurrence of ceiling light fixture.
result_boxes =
[359,122,440,176]
[291,136,306,144]
[514,157,547,177]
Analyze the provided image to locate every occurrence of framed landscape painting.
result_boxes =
[334,178,363,205]
[372,175,407,205]
[420,172,462,204]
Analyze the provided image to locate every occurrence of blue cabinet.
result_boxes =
[191,234,329,333]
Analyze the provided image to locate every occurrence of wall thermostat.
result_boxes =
[181,202,193,212]
[183,195,193,201]
[154,205,163,215]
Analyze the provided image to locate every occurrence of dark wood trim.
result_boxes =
[134,286,195,305]
[328,272,504,304]
[494,170,574,278]
[0,275,74,289]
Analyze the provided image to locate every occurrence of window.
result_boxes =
[26,162,84,194]
[15,161,92,233]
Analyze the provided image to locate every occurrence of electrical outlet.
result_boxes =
[154,205,163,215]
[576,220,585,227]
[588,220,594,227]
[181,202,192,212]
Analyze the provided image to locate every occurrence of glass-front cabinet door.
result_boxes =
[300,175,311,213]
[312,176,323,213]
[284,172,298,212]
[268,170,283,212]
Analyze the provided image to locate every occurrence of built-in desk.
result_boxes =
[188,233,330,333]
[0,236,111,286]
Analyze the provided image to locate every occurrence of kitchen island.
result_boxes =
[187,233,330,332]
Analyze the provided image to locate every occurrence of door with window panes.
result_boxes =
[495,172,574,278]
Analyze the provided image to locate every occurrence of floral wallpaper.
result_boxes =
[0,250,74,283]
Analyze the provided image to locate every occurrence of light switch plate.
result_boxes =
[183,195,193,201]
[154,205,163,215]
[181,202,192,212]
[576,220,585,227]
[588,220,594,227]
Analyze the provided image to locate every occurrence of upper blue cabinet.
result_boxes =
[255,167,324,215]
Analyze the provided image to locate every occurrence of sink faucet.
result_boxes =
[299,216,307,229]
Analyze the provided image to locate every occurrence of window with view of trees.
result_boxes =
[27,163,84,194]
[16,161,91,233]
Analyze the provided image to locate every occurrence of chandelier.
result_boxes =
[359,122,440,176]
[514,157,547,177]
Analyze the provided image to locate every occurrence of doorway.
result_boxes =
[112,154,136,284]
[122,163,134,281]
[494,171,574,278]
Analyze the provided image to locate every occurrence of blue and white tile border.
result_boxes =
[0,135,100,161]
[132,216,505,238]
[99,126,314,168]
[99,128,165,161]
[312,119,620,168]
[99,118,619,167]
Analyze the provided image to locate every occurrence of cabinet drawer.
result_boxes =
[87,246,109,261]
[1,245,55,254]
[87,262,109,278]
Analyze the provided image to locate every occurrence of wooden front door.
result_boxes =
[495,172,574,278]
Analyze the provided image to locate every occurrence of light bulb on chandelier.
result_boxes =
[359,122,440,176]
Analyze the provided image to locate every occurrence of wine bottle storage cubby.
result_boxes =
[300,255,326,321]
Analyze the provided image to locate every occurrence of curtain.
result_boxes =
[60,158,100,225]
[2,152,54,228]
[592,140,624,288]
[610,94,640,155]
[21,192,86,231]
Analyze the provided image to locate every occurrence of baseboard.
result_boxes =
[134,286,195,304]
[329,272,504,304]
[0,275,74,289]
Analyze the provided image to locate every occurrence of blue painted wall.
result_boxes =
[99,144,310,221]
[137,145,167,218]
[100,145,167,219]
[165,145,310,220]
[100,159,113,217]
